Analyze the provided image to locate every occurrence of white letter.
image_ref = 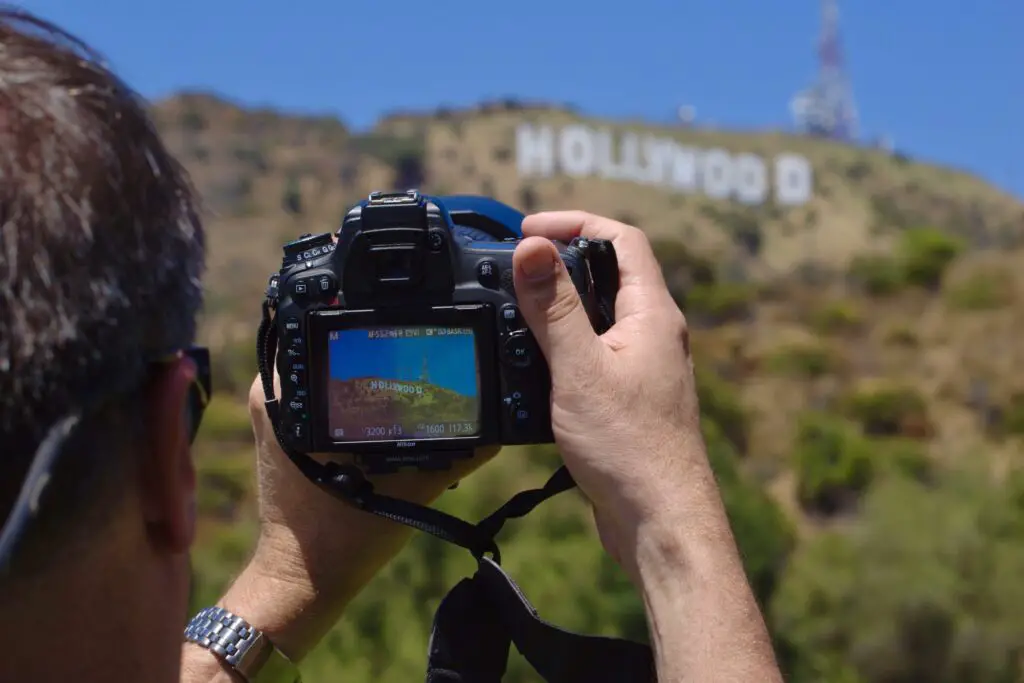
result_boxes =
[558,125,595,177]
[669,145,699,192]
[733,153,768,205]
[592,128,618,179]
[516,124,555,177]
[775,154,813,205]
[642,136,674,186]
[701,149,734,200]
[617,132,645,183]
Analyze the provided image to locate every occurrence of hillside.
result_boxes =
[161,92,1024,683]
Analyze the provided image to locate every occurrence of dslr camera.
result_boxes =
[267,190,618,473]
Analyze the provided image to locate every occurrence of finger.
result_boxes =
[522,211,673,321]
[512,236,603,381]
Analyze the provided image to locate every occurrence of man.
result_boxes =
[0,9,783,683]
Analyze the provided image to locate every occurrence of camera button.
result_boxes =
[428,230,445,251]
[284,317,300,333]
[317,274,336,294]
[477,259,499,289]
[500,304,523,332]
[503,392,530,422]
[503,331,533,368]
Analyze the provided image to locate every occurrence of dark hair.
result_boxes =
[0,7,205,575]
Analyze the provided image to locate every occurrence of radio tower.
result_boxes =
[790,0,859,142]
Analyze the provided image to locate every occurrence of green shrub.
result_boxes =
[695,366,750,454]
[883,324,920,348]
[1001,392,1024,436]
[771,467,1024,683]
[703,421,796,606]
[766,343,838,379]
[210,339,258,398]
[350,132,426,169]
[282,175,302,215]
[848,254,904,296]
[900,228,965,290]
[683,282,756,326]
[843,385,931,439]
[194,450,253,519]
[872,438,932,482]
[649,238,716,301]
[944,271,1011,311]
[809,300,863,335]
[196,396,253,443]
[793,414,875,515]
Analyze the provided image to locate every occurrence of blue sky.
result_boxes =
[329,329,478,397]
[19,0,1023,198]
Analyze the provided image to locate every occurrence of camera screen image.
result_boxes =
[326,326,481,442]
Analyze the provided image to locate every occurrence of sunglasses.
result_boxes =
[0,346,212,571]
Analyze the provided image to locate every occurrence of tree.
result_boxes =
[772,466,1024,683]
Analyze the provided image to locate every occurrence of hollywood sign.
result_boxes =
[516,123,814,206]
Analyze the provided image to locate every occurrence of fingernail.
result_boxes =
[522,249,557,282]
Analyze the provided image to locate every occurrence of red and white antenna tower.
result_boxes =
[791,0,859,142]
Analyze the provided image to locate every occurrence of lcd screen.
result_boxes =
[326,326,480,441]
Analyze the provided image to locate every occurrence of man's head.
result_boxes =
[0,8,205,674]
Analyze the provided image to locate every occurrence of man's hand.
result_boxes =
[232,373,497,660]
[180,375,497,681]
[512,212,703,566]
[512,211,783,683]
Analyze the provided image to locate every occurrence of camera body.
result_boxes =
[268,190,618,473]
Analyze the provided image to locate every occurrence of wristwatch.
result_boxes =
[184,606,301,683]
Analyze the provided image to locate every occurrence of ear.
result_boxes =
[138,356,198,555]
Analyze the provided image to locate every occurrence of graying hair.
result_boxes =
[0,8,205,571]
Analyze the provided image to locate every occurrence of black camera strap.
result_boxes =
[257,300,654,682]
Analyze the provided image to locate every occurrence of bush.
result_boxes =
[683,282,757,326]
[196,396,253,443]
[649,238,716,302]
[872,438,932,482]
[210,339,259,398]
[766,343,838,379]
[883,324,920,348]
[793,414,875,515]
[1000,392,1024,436]
[695,366,750,454]
[771,467,1024,683]
[944,271,1011,311]
[194,450,254,520]
[282,175,302,215]
[350,132,426,169]
[809,300,863,335]
[900,228,965,291]
[704,421,796,606]
[843,384,931,439]
[848,255,904,297]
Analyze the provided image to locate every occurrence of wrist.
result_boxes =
[611,440,742,587]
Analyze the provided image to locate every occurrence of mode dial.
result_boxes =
[283,232,334,261]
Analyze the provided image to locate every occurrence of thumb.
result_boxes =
[512,236,601,377]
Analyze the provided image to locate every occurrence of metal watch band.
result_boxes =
[185,606,301,683]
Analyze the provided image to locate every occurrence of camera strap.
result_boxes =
[257,300,655,682]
